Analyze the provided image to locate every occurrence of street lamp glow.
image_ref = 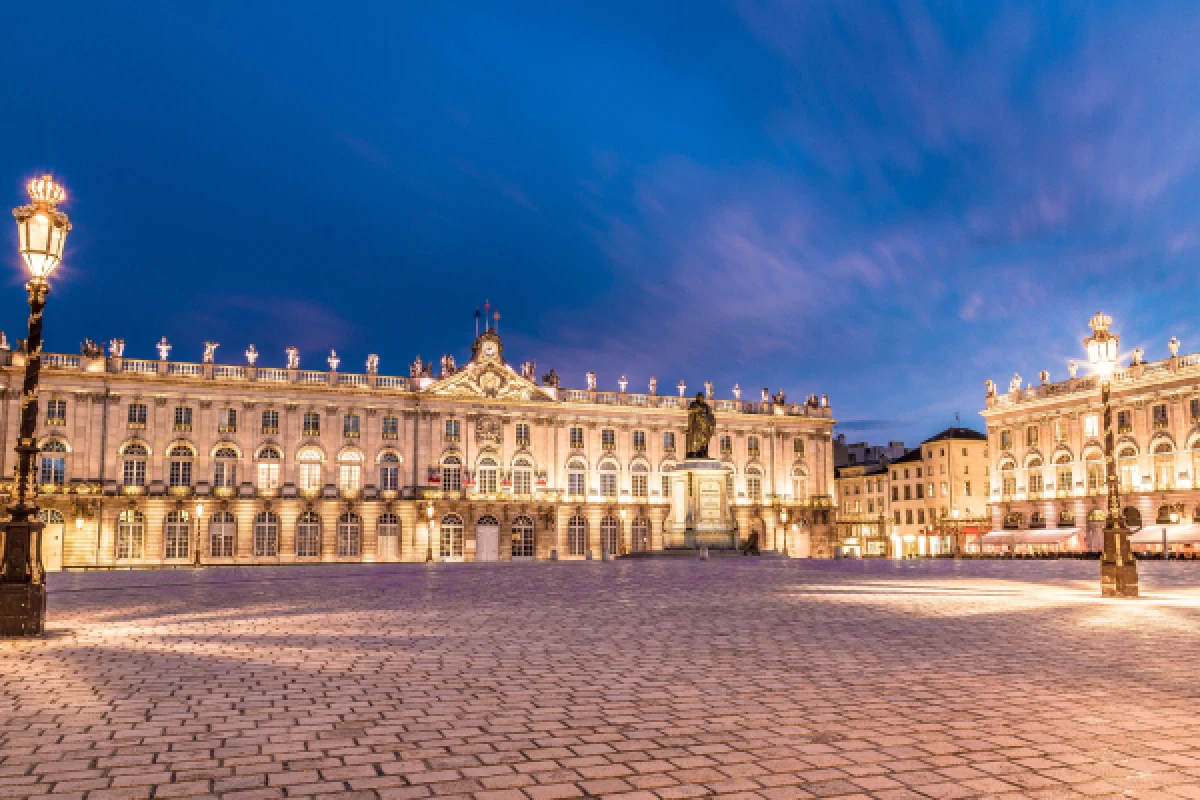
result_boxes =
[1084,312,1120,378]
[13,175,71,282]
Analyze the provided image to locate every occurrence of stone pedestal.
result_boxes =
[0,583,45,637]
[1100,526,1138,598]
[670,458,735,549]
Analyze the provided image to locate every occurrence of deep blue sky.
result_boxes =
[2,1,1199,446]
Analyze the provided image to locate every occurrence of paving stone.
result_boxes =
[2,561,1199,800]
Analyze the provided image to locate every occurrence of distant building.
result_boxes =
[833,434,906,468]
[834,461,890,557]
[882,427,989,557]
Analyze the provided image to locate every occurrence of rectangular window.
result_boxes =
[1192,398,1200,420]
[344,415,360,438]
[633,430,646,451]
[662,475,671,498]
[174,406,192,432]
[915,484,924,499]
[747,475,762,501]
[917,509,925,524]
[169,460,192,487]
[891,487,898,501]
[894,510,901,524]
[123,458,146,487]
[747,436,760,457]
[1029,473,1043,494]
[442,465,462,492]
[720,435,732,455]
[903,485,911,500]
[257,462,279,489]
[1052,419,1067,443]
[303,412,321,437]
[127,403,147,427]
[632,474,647,497]
[298,464,321,491]
[340,465,361,491]
[568,471,586,496]
[219,407,237,433]
[905,509,913,525]
[1084,415,1099,438]
[663,432,675,451]
[261,409,279,434]
[380,465,399,491]
[1153,404,1168,429]
[867,499,874,513]
[516,422,531,447]
[45,399,66,425]
[928,483,934,497]
[964,480,972,497]
[40,456,65,485]
[445,419,460,442]
[1056,468,1071,495]
[215,461,237,488]
[570,426,584,448]
[1002,475,1016,496]
[1117,410,1132,433]
[1000,430,1012,449]
[600,472,617,497]
[941,481,948,497]
[382,415,399,439]
[794,438,805,455]
[512,469,531,495]
[601,429,616,450]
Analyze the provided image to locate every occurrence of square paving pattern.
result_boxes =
[3,560,1200,800]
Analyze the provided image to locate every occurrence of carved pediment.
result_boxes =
[423,332,553,402]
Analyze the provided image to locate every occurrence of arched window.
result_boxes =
[440,514,464,560]
[631,461,648,498]
[214,446,239,489]
[377,512,400,559]
[599,460,618,498]
[39,439,67,486]
[117,510,144,559]
[631,517,649,551]
[1000,460,1016,496]
[511,515,534,557]
[164,510,191,559]
[210,511,236,557]
[167,443,194,487]
[792,466,808,502]
[254,511,279,557]
[567,458,587,497]
[379,451,400,491]
[441,454,462,492]
[1117,445,1139,491]
[297,511,321,557]
[297,447,323,491]
[256,446,281,490]
[567,515,587,556]
[1153,441,1175,490]
[477,456,498,494]
[746,466,763,502]
[121,442,148,487]
[339,449,364,492]
[1026,455,1044,495]
[337,512,361,557]
[600,516,619,555]
[1084,449,1104,494]
[512,456,533,495]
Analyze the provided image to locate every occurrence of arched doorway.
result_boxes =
[600,516,619,556]
[511,515,534,558]
[475,514,499,561]
[631,517,649,552]
[440,514,464,561]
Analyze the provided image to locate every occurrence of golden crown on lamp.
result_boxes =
[12,174,71,282]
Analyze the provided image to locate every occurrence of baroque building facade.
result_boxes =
[0,330,836,569]
[981,342,1200,555]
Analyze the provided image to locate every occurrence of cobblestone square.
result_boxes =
[3,560,1200,800]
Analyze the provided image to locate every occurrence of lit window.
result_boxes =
[39,439,66,485]
[567,515,587,556]
[303,411,321,437]
[570,426,584,449]
[477,457,499,494]
[261,409,279,434]
[377,513,400,559]
[122,443,148,487]
[337,512,361,557]
[720,435,732,455]
[382,415,399,440]
[445,419,460,442]
[173,406,192,432]
[255,446,280,489]
[209,511,235,558]
[297,447,323,490]
[747,436,760,457]
[339,450,363,491]
[45,399,66,425]
[296,511,321,557]
[214,446,239,488]
[254,511,279,557]
[511,515,534,558]
[117,510,145,559]
[633,430,646,451]
[601,429,616,450]
[567,459,587,496]
[344,414,360,439]
[512,457,532,495]
[168,444,193,487]
[379,452,400,491]
[164,510,191,560]
[746,468,762,502]
[516,422,531,447]
[441,455,462,491]
[599,462,618,497]
[1084,415,1099,438]
[631,462,648,497]
[218,407,237,433]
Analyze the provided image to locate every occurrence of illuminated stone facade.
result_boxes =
[982,344,1200,553]
[0,330,836,568]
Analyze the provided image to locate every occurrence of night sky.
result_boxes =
[2,2,1198,446]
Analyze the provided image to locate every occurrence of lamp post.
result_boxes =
[1,175,71,637]
[951,507,960,557]
[194,503,204,567]
[425,504,435,562]
[618,507,627,555]
[1084,312,1138,597]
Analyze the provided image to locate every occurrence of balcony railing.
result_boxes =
[382,431,398,440]
[218,424,237,434]
[173,423,192,432]
[261,426,279,435]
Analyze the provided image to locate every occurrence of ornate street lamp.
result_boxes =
[1,175,71,636]
[780,507,789,557]
[618,507,627,555]
[425,504,435,562]
[1084,312,1138,597]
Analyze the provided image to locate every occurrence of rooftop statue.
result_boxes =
[685,392,717,459]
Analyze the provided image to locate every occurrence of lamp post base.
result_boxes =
[1100,525,1138,598]
[0,583,45,637]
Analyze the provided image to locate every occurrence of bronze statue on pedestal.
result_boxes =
[685,392,716,458]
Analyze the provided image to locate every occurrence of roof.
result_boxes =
[889,449,924,465]
[922,426,987,444]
